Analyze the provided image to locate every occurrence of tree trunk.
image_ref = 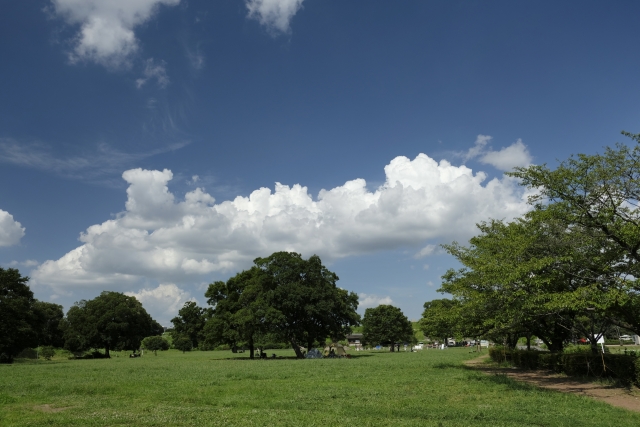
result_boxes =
[249,337,255,360]
[390,343,394,352]
[290,337,304,358]
[105,344,110,358]
[526,334,531,351]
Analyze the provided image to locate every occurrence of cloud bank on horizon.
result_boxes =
[33,139,533,299]
[0,209,25,247]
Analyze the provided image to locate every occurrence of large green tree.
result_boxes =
[61,291,162,357]
[362,304,413,351]
[171,301,210,349]
[255,252,361,358]
[203,267,271,359]
[509,131,640,336]
[204,252,360,359]
[33,301,65,348]
[0,268,38,362]
[510,132,640,268]
[440,213,626,352]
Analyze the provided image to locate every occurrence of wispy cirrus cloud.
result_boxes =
[136,58,170,89]
[0,138,189,183]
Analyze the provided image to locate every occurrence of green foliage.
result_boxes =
[61,291,162,357]
[419,299,460,343]
[255,252,361,357]
[489,346,640,386]
[141,336,170,355]
[203,266,269,358]
[362,304,413,350]
[434,135,640,352]
[39,346,55,360]
[173,336,193,353]
[0,268,39,363]
[32,301,65,348]
[170,301,210,349]
[204,252,360,359]
[509,131,640,336]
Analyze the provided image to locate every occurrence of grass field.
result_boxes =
[1,347,639,426]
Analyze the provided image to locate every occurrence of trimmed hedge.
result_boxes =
[488,347,640,386]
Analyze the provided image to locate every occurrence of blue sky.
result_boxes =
[2,0,640,325]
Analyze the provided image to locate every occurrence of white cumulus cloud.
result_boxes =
[32,153,531,292]
[50,0,181,67]
[359,293,394,309]
[126,283,194,326]
[464,135,533,171]
[246,0,304,34]
[0,209,25,247]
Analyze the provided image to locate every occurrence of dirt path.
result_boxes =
[464,354,640,412]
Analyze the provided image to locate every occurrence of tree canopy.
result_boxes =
[171,301,210,349]
[204,252,360,358]
[423,132,640,353]
[61,291,162,357]
[0,268,39,362]
[362,304,413,351]
[203,266,271,358]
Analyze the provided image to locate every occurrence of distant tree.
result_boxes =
[61,291,162,358]
[171,301,210,349]
[33,301,65,348]
[362,305,413,351]
[141,336,170,355]
[419,299,460,345]
[0,268,39,363]
[173,336,193,353]
[255,252,361,358]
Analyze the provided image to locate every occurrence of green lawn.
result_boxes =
[0,348,638,426]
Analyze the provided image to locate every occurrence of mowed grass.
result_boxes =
[1,348,638,426]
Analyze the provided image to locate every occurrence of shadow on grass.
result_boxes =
[432,362,474,370]
[221,354,375,361]
[431,361,537,391]
[469,372,539,391]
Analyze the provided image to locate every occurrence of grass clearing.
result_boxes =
[1,348,638,426]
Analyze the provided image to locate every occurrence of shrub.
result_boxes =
[173,336,193,353]
[40,346,55,360]
[16,348,37,359]
[490,346,640,385]
[141,336,170,355]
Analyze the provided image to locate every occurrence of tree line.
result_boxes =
[420,131,640,354]
[2,252,417,363]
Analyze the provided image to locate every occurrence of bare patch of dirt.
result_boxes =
[465,354,640,413]
[33,404,73,413]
